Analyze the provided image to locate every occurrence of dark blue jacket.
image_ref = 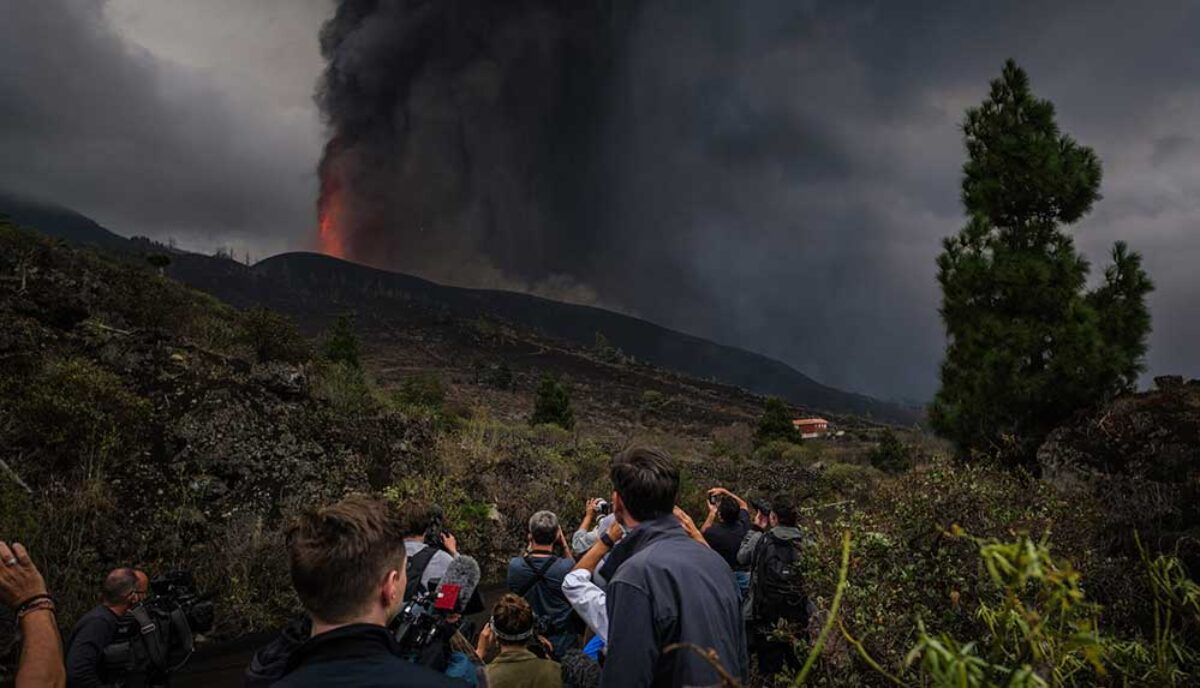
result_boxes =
[600,516,749,688]
[270,623,462,687]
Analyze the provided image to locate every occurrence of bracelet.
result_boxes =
[599,532,615,548]
[15,594,52,612]
[17,598,56,619]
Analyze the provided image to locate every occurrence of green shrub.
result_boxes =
[530,373,574,430]
[819,462,883,500]
[397,373,446,409]
[14,357,150,476]
[322,314,360,368]
[311,361,376,415]
[239,307,310,364]
[868,428,913,474]
[754,397,800,447]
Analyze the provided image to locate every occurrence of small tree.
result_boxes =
[146,253,171,276]
[240,307,310,364]
[323,314,360,369]
[531,373,574,429]
[754,397,799,447]
[868,428,912,474]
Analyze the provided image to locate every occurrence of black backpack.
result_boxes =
[404,546,439,600]
[752,532,808,624]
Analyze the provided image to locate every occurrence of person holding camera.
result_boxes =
[599,447,748,688]
[474,594,561,688]
[0,541,65,688]
[64,567,149,688]
[570,498,616,557]
[270,495,459,687]
[399,503,459,600]
[701,487,754,599]
[506,511,582,659]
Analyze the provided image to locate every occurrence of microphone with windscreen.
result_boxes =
[432,554,481,614]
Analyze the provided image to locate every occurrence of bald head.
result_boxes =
[102,568,148,607]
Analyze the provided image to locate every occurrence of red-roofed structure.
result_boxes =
[792,417,830,439]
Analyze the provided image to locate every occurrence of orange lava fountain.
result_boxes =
[316,173,347,259]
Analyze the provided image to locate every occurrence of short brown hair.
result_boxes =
[286,495,407,623]
[610,446,679,521]
[492,593,535,640]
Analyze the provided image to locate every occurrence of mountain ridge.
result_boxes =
[0,191,921,424]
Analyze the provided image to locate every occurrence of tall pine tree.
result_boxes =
[931,60,1153,467]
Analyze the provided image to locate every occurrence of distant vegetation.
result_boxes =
[530,373,575,430]
[754,396,800,447]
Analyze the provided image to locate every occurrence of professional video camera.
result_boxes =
[391,555,481,671]
[102,571,214,684]
[148,571,215,636]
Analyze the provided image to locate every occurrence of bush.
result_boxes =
[755,397,800,447]
[818,462,883,500]
[530,374,574,430]
[239,307,310,364]
[397,373,446,409]
[311,361,376,415]
[13,357,150,476]
[868,428,913,474]
[322,314,360,368]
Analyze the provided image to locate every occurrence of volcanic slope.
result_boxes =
[0,191,919,425]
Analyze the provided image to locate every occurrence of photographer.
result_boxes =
[570,499,616,557]
[475,594,561,688]
[399,503,459,600]
[507,511,581,658]
[0,541,64,688]
[271,495,459,687]
[64,567,148,688]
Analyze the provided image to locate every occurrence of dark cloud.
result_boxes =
[2,0,1198,401]
[0,0,324,258]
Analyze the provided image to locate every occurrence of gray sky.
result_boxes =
[1,0,1197,401]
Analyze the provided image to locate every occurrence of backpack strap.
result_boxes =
[405,546,440,597]
[515,555,558,597]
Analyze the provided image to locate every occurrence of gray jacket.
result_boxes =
[737,525,806,621]
[600,515,749,688]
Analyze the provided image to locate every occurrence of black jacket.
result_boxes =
[269,624,462,687]
[600,515,749,687]
[66,606,120,688]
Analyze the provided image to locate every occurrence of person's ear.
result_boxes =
[385,568,404,609]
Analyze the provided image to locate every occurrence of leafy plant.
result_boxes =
[530,373,575,430]
[322,314,361,369]
[755,397,800,447]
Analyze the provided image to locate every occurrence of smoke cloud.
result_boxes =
[316,0,1200,401]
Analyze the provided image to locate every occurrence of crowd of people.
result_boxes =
[0,445,813,687]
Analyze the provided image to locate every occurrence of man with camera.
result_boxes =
[506,511,582,658]
[399,503,459,600]
[64,567,149,687]
[570,498,615,556]
[600,447,748,687]
[271,495,460,687]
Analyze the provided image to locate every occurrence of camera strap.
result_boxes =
[515,556,558,598]
[130,605,169,672]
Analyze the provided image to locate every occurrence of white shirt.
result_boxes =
[562,568,608,643]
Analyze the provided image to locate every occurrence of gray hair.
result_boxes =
[528,510,559,546]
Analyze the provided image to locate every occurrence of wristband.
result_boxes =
[15,594,52,611]
[599,532,615,548]
[17,597,56,619]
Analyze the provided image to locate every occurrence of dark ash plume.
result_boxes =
[315,0,632,302]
